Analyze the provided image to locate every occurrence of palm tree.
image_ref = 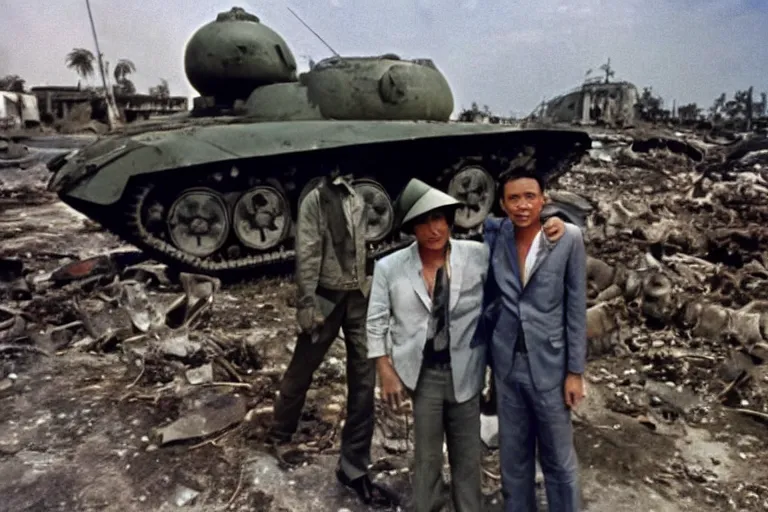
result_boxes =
[113,59,137,96]
[113,59,136,83]
[0,75,25,92]
[149,79,170,98]
[66,48,96,82]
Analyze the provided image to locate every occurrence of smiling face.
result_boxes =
[412,210,450,251]
[500,177,545,228]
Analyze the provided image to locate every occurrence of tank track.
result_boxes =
[90,135,589,280]
[125,182,293,275]
[120,181,481,278]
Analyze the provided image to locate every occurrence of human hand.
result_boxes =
[376,357,408,410]
[564,373,585,409]
[543,216,566,242]
[297,307,324,334]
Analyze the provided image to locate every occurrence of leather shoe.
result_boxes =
[336,469,399,508]
[265,431,311,469]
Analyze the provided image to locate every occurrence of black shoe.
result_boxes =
[336,469,399,508]
[266,431,312,469]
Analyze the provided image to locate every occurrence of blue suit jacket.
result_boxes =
[477,216,588,392]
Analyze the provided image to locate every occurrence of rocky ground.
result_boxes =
[0,131,767,512]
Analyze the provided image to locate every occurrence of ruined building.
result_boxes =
[0,92,40,129]
[31,86,188,124]
[537,81,639,127]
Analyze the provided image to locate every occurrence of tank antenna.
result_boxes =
[286,6,341,58]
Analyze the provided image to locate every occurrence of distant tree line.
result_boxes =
[0,47,172,98]
[638,86,767,129]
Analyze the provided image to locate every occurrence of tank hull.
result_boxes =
[48,120,591,279]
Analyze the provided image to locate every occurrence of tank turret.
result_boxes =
[184,7,453,121]
[184,7,298,104]
[245,54,454,122]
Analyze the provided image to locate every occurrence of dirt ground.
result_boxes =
[1,135,767,511]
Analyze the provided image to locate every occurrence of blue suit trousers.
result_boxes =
[496,354,581,511]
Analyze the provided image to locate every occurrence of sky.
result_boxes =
[1,0,767,118]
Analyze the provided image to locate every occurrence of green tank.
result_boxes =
[47,6,591,278]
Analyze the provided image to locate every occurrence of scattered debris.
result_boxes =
[1,129,767,511]
[154,391,247,445]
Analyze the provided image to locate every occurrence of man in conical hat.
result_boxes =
[366,178,565,511]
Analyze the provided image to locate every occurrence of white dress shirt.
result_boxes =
[522,230,542,286]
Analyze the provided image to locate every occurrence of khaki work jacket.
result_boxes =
[295,178,370,317]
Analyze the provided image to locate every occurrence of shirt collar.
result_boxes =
[331,174,355,195]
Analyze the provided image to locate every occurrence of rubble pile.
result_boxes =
[0,130,767,511]
[546,132,768,508]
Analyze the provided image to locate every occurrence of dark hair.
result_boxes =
[402,206,456,234]
[498,168,547,200]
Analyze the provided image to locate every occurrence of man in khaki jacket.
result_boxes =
[268,169,396,508]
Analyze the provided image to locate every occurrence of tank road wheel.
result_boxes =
[167,188,230,258]
[352,178,394,243]
[232,185,291,250]
[448,166,496,230]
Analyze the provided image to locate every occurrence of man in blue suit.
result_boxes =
[481,169,588,511]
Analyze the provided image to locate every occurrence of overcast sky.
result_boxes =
[1,0,767,117]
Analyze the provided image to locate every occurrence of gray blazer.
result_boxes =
[366,239,489,403]
[481,217,588,392]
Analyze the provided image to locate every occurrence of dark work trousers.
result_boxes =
[272,289,375,481]
[496,354,580,512]
[410,366,482,512]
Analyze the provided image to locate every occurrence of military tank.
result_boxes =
[47,7,591,279]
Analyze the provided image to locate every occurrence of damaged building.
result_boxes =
[0,91,41,130]
[537,81,639,127]
[31,85,188,124]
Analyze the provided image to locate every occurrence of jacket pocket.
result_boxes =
[548,335,565,349]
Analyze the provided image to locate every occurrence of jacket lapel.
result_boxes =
[448,240,463,311]
[407,243,432,310]
[500,219,522,288]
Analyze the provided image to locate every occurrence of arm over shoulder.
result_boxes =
[564,224,588,374]
[483,216,504,236]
